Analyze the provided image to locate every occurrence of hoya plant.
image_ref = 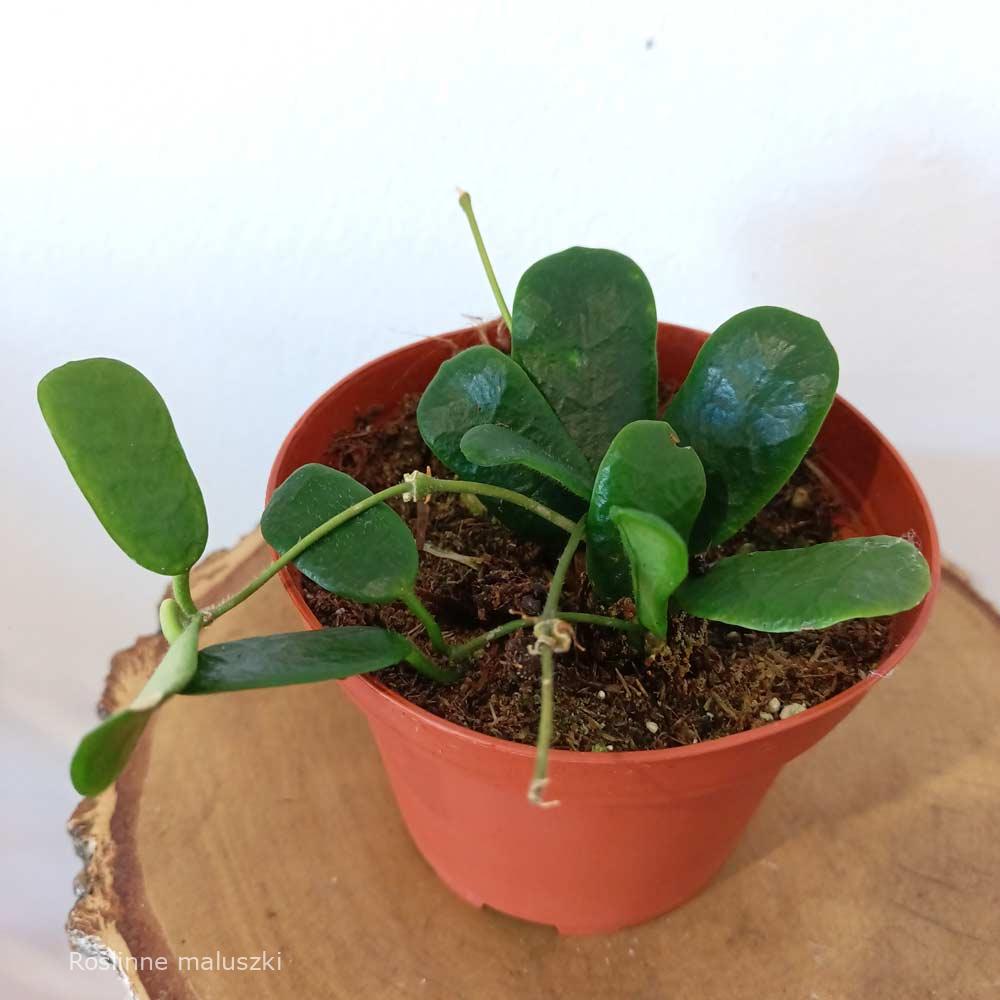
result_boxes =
[41,193,930,806]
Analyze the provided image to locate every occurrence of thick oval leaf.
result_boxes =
[38,359,208,574]
[666,307,838,550]
[71,709,152,796]
[511,247,658,466]
[460,424,593,499]
[610,506,688,638]
[417,345,587,537]
[131,616,202,711]
[185,627,413,693]
[586,420,705,599]
[69,616,202,795]
[673,535,931,632]
[261,464,417,603]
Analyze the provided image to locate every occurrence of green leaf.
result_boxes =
[38,359,208,574]
[460,424,594,499]
[417,345,587,537]
[131,617,202,710]
[70,616,201,796]
[586,420,705,599]
[609,507,688,638]
[71,709,153,797]
[511,247,658,465]
[673,536,931,632]
[261,464,417,603]
[665,307,838,550]
[185,626,414,694]
[158,598,185,643]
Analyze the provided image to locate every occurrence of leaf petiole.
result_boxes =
[404,647,463,685]
[172,573,198,618]
[401,590,449,655]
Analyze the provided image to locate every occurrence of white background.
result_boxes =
[2,3,998,997]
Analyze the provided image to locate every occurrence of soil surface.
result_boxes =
[302,396,890,751]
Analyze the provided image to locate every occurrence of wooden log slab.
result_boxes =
[68,532,1000,999]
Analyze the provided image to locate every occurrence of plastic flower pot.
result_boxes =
[266,322,940,935]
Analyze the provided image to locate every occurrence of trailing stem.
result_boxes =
[203,482,411,623]
[204,474,574,625]
[527,516,588,807]
[530,646,558,806]
[200,477,641,703]
[418,476,577,533]
[401,590,449,655]
[447,611,641,662]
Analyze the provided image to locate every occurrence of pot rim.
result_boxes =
[266,324,941,767]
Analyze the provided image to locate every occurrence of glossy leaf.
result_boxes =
[38,359,208,574]
[610,507,689,638]
[186,627,414,693]
[70,616,202,795]
[460,424,593,499]
[417,345,587,537]
[666,307,838,550]
[71,709,152,796]
[586,420,705,599]
[673,536,931,632]
[261,464,417,603]
[511,247,658,465]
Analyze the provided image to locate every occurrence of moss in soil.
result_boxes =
[301,395,890,751]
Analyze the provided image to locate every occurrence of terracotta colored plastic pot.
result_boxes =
[267,323,940,935]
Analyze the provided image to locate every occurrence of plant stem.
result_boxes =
[544,518,586,620]
[529,517,587,807]
[194,466,642,698]
[401,590,448,654]
[447,610,643,662]
[449,618,529,660]
[172,573,198,618]
[426,477,577,533]
[458,190,513,329]
[404,648,462,684]
[204,476,572,625]
[204,481,410,622]
[531,646,557,804]
[562,611,637,632]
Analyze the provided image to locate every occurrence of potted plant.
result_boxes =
[41,194,937,934]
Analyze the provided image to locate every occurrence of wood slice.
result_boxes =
[68,533,1000,1000]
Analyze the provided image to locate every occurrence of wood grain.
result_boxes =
[68,533,1000,999]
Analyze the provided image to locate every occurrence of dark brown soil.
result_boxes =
[302,396,890,751]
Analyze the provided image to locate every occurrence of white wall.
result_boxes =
[2,2,997,996]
